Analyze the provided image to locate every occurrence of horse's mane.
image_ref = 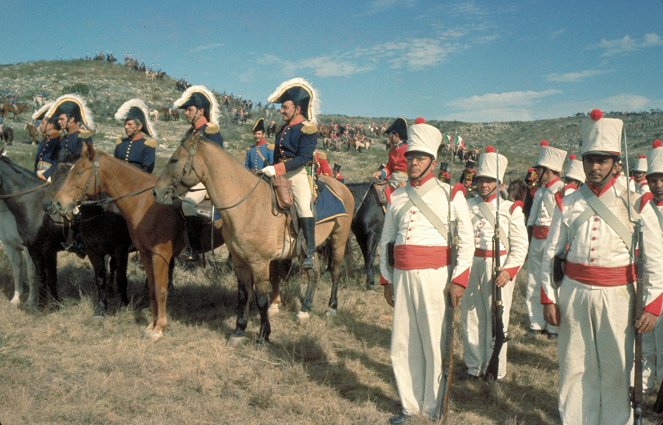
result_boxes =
[195,138,262,183]
[95,150,157,183]
[0,154,42,184]
[344,181,372,211]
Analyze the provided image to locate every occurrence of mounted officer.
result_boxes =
[113,98,157,173]
[32,101,59,180]
[173,85,223,261]
[261,77,319,269]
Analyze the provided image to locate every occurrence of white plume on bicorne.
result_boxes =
[173,84,220,125]
[45,93,96,131]
[114,98,157,139]
[267,77,320,124]
[31,101,54,121]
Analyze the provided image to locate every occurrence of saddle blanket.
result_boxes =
[315,181,347,224]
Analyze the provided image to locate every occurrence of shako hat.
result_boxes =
[252,118,265,133]
[580,109,623,157]
[114,98,157,138]
[406,120,441,160]
[535,140,566,173]
[32,101,54,121]
[268,77,319,123]
[647,139,663,176]
[476,145,508,181]
[46,94,96,131]
[173,85,220,125]
[564,153,586,183]
[631,154,647,173]
[385,117,408,140]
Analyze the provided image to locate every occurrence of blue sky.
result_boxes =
[2,0,662,122]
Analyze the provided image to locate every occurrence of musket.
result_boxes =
[485,148,507,382]
[624,132,644,424]
[440,144,457,424]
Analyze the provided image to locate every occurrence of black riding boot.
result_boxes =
[300,217,316,270]
[184,218,201,261]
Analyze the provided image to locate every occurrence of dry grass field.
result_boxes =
[2,59,663,424]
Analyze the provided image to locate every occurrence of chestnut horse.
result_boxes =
[48,144,224,340]
[153,134,354,343]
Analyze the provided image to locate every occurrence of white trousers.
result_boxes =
[462,255,514,379]
[285,167,313,218]
[557,278,634,425]
[525,237,557,333]
[642,317,663,392]
[391,266,450,420]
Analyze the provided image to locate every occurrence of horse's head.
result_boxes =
[47,142,100,220]
[153,134,203,205]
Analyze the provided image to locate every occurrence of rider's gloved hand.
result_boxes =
[261,166,276,177]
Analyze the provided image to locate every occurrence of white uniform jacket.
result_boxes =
[540,179,663,312]
[527,177,565,239]
[380,179,474,287]
[467,195,529,278]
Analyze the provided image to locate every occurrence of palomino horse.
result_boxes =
[153,134,354,343]
[48,144,224,340]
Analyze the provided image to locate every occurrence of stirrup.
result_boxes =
[302,255,314,270]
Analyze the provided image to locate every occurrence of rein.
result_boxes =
[0,181,49,199]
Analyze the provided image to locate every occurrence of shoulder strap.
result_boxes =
[255,146,267,162]
[477,201,510,252]
[578,184,633,248]
[405,184,449,239]
[651,201,663,229]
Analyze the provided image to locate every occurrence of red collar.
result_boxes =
[410,172,434,187]
[657,199,663,207]
[255,139,266,147]
[545,176,561,188]
[482,194,497,202]
[194,117,208,130]
[588,175,617,197]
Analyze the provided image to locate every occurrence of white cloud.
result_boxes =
[547,69,609,83]
[301,56,373,78]
[191,43,224,53]
[549,28,566,39]
[597,33,663,57]
[450,89,562,110]
[444,108,534,123]
[600,94,650,111]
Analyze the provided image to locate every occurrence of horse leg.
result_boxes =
[140,254,158,335]
[148,253,170,340]
[230,263,252,344]
[253,265,272,343]
[268,260,283,316]
[365,231,381,290]
[24,249,37,307]
[115,249,130,306]
[88,253,108,316]
[7,246,23,306]
[45,247,59,307]
[167,258,175,293]
[298,261,319,320]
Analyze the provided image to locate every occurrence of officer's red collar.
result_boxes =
[255,139,266,146]
[588,175,617,196]
[545,176,561,188]
[410,172,434,187]
[288,116,305,126]
[194,117,208,130]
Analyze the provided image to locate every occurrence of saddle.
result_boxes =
[194,199,222,223]
[373,180,389,206]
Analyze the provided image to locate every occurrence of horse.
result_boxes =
[24,123,39,145]
[506,178,534,222]
[345,182,385,289]
[1,126,13,145]
[152,134,355,343]
[0,200,37,306]
[48,144,225,340]
[0,155,134,314]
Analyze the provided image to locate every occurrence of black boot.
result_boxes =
[300,217,316,270]
[183,217,201,262]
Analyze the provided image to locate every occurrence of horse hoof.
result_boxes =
[228,335,246,347]
[9,297,20,307]
[268,303,280,316]
[297,311,310,321]
[325,308,338,317]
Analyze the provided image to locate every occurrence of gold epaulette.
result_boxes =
[204,123,220,135]
[144,138,157,148]
[115,136,123,145]
[301,120,318,135]
[267,143,275,150]
[78,129,94,140]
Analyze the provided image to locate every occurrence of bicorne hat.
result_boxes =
[268,77,319,123]
[114,98,157,138]
[46,94,95,130]
[252,118,265,133]
[173,85,220,125]
[385,117,408,140]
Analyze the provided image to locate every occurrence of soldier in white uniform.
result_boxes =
[562,153,585,196]
[642,139,663,392]
[540,110,663,425]
[630,153,650,195]
[380,120,474,424]
[462,146,529,380]
[525,140,566,338]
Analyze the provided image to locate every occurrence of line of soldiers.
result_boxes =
[376,111,663,424]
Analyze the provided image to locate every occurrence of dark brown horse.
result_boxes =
[153,134,354,343]
[48,144,225,340]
